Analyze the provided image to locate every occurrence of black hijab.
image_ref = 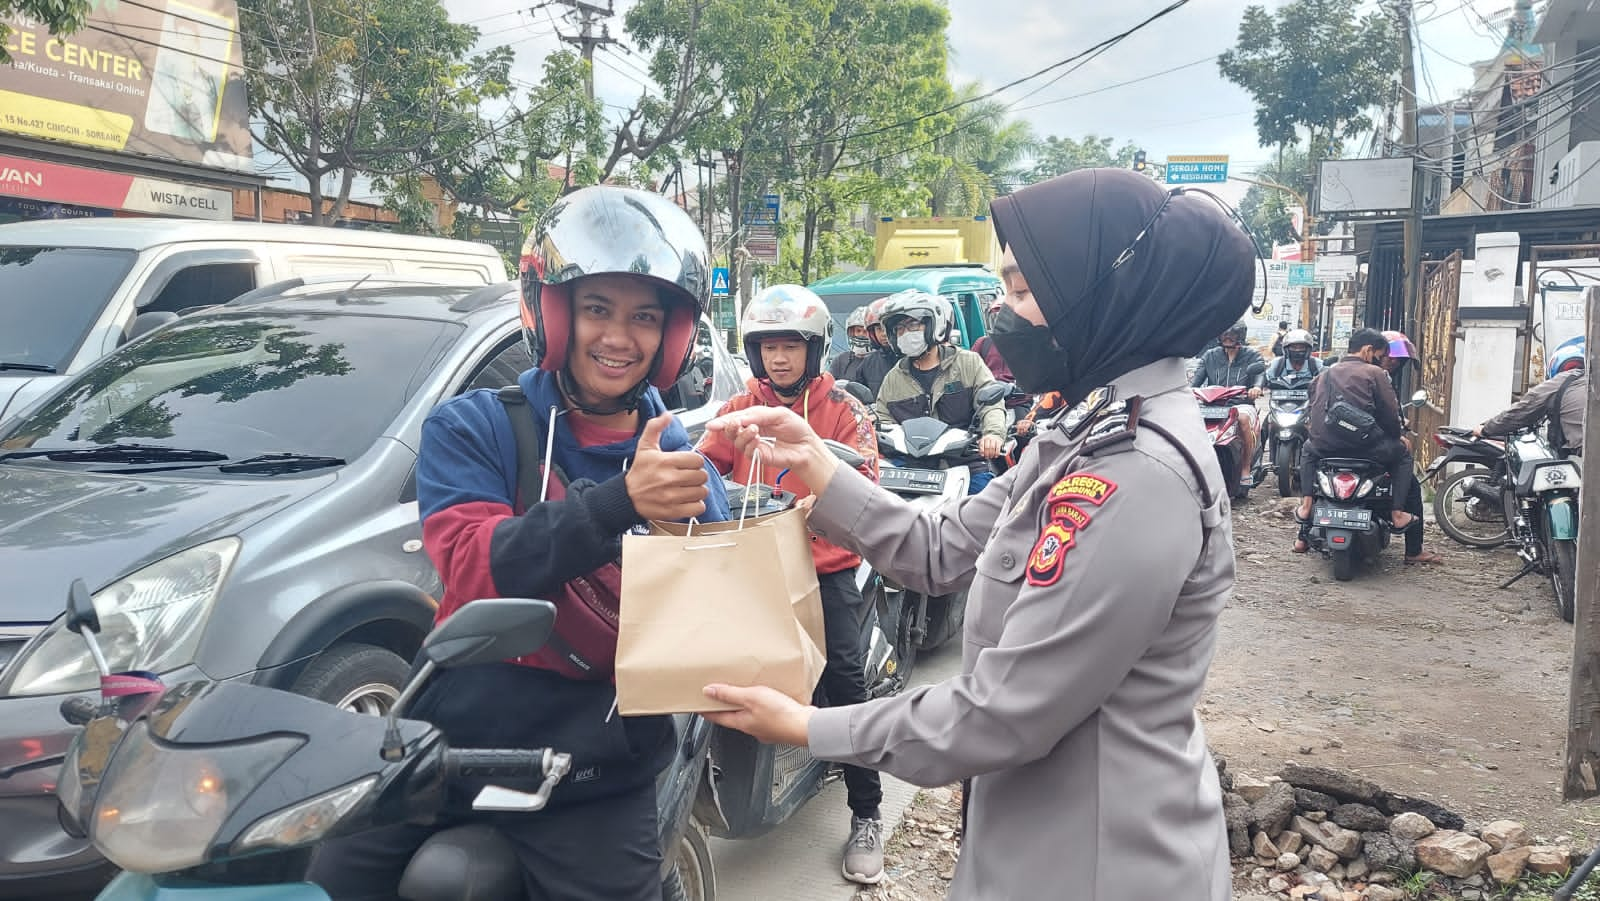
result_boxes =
[990,168,1257,404]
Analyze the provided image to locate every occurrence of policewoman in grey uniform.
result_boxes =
[704,168,1257,900]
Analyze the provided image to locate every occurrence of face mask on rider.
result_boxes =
[1286,347,1309,364]
[987,305,1074,394]
[896,331,929,358]
[848,335,872,356]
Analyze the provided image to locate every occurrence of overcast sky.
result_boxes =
[433,0,1519,207]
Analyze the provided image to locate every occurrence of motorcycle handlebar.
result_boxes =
[444,748,557,782]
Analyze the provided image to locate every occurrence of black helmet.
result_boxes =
[518,186,710,393]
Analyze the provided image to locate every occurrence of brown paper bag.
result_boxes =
[616,504,826,715]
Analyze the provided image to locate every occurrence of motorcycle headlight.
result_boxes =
[234,775,376,854]
[0,538,240,697]
[91,721,302,874]
[1277,411,1302,428]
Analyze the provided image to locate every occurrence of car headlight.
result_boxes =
[1,538,240,697]
[91,721,302,873]
[234,776,376,854]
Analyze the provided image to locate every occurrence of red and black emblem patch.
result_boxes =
[1026,472,1119,586]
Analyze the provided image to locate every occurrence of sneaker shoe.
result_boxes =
[842,816,885,885]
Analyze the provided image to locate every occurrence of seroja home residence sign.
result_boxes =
[0,153,233,220]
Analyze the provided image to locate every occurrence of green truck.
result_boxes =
[807,265,1004,357]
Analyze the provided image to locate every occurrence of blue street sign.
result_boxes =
[711,267,731,297]
[1164,155,1230,185]
[1287,263,1317,287]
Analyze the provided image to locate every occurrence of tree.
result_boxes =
[1,0,88,63]
[925,84,1036,216]
[239,0,509,224]
[1237,148,1312,255]
[1218,0,1396,165]
[1027,134,1140,183]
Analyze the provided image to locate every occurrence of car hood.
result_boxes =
[0,464,335,622]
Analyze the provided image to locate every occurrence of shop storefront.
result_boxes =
[0,142,253,224]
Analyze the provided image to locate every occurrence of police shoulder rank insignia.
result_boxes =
[1027,471,1120,586]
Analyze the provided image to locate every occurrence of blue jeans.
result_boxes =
[969,469,994,494]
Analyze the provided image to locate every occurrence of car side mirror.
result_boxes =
[837,380,875,407]
[123,311,178,344]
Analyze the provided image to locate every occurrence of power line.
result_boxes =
[1010,55,1220,114]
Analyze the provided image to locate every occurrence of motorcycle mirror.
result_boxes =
[821,439,866,469]
[420,598,558,670]
[975,382,1010,406]
[64,579,101,636]
[837,379,874,407]
[1411,389,1430,406]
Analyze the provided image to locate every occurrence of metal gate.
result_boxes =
[1412,251,1462,473]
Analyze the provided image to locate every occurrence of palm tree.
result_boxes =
[925,84,1036,216]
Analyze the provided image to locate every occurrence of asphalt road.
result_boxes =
[711,641,965,901]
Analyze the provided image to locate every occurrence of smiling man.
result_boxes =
[308,185,730,901]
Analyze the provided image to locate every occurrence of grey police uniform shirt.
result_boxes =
[806,357,1234,901]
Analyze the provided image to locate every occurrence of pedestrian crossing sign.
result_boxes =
[712,267,731,297]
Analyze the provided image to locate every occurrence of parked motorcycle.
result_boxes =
[1426,426,1511,549]
[1429,424,1581,620]
[1193,384,1256,501]
[1302,391,1432,581]
[1258,385,1310,497]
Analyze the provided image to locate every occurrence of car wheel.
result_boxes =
[290,643,409,715]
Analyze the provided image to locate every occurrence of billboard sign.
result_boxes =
[1,0,253,171]
[744,193,779,265]
[1316,158,1414,214]
[1164,154,1229,184]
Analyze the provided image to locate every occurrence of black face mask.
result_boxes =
[1286,348,1309,364]
[987,305,1073,394]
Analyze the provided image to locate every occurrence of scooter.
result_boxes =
[1257,384,1310,497]
[1193,384,1256,501]
[1302,391,1434,582]
[700,439,909,841]
[870,381,1012,659]
[50,579,718,901]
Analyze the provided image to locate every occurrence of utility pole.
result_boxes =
[1395,0,1425,337]
[1566,309,1600,801]
[549,0,619,100]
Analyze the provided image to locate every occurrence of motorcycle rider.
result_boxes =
[1378,330,1443,565]
[1263,329,1323,388]
[850,296,898,399]
[1293,327,1416,553]
[874,288,1008,492]
[698,167,1254,901]
[1270,320,1291,357]
[695,285,887,885]
[307,186,731,901]
[1474,336,1587,458]
[1191,320,1266,488]
[828,306,874,384]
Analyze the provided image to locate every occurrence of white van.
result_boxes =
[0,219,508,424]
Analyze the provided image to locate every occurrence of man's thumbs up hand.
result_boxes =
[626,413,710,522]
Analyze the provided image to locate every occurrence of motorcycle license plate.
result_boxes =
[1312,505,1373,530]
[1271,390,1308,401]
[880,468,947,495]
[1198,405,1232,419]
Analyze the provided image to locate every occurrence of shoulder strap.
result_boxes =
[1073,394,1222,529]
[497,385,566,512]
[1138,419,1223,529]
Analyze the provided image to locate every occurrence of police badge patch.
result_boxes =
[1026,471,1119,586]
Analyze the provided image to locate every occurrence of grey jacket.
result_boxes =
[807,358,1233,900]
[1190,345,1265,389]
[1482,369,1587,454]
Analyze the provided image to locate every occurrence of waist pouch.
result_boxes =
[1325,399,1377,442]
[408,662,673,811]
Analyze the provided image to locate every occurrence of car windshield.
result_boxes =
[0,311,459,469]
[0,246,138,373]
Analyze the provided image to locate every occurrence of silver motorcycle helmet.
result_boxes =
[519,185,710,393]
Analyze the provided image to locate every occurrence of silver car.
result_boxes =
[0,277,740,896]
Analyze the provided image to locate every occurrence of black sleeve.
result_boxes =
[488,475,641,599]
